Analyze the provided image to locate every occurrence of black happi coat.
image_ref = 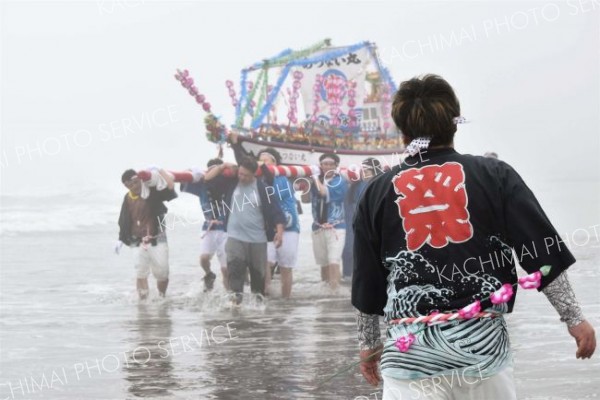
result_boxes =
[118,187,177,246]
[352,148,576,378]
[352,148,575,318]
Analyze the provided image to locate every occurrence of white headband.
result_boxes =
[259,152,277,163]
[320,157,337,164]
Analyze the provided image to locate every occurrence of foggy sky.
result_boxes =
[1,0,599,233]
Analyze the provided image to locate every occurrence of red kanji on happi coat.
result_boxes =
[392,162,473,251]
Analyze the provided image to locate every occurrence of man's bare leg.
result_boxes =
[265,261,275,296]
[328,263,341,290]
[321,266,329,282]
[200,254,212,274]
[137,278,149,300]
[200,254,216,291]
[157,279,168,297]
[280,266,293,299]
[221,265,229,290]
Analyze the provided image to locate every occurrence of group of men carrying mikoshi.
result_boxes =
[117,73,595,399]
[116,131,381,303]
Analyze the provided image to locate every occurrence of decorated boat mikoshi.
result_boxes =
[175,39,404,167]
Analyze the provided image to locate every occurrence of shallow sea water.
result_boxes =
[1,211,599,399]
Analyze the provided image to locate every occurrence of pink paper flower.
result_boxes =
[458,300,481,319]
[518,271,542,290]
[394,333,416,353]
[490,284,514,304]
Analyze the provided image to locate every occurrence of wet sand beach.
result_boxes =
[1,209,599,399]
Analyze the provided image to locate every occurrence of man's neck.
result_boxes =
[238,180,255,188]
[428,144,454,150]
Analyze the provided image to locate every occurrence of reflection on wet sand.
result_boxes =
[124,304,179,397]
[195,299,364,400]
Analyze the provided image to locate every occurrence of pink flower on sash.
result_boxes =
[458,300,481,319]
[394,333,416,352]
[490,284,514,304]
[518,271,542,290]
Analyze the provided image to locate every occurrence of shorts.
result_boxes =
[225,237,267,295]
[267,231,300,268]
[312,229,346,266]
[200,230,227,266]
[381,364,517,400]
[134,242,169,281]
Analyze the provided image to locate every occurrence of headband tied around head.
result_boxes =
[320,157,337,164]
[259,152,277,163]
[403,116,467,156]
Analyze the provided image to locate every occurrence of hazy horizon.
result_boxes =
[1,1,599,233]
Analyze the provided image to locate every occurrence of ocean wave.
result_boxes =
[0,204,117,234]
[0,186,204,234]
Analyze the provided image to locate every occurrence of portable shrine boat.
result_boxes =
[175,39,404,167]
